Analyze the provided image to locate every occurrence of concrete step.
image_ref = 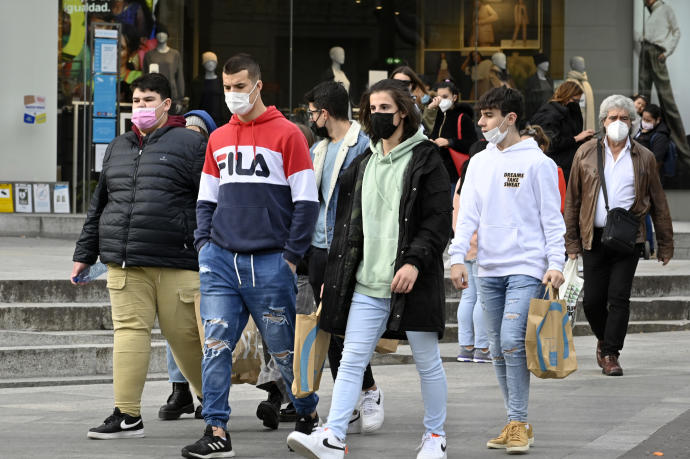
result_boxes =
[573,320,690,336]
[0,329,163,346]
[0,372,169,389]
[0,279,108,303]
[0,340,167,379]
[444,296,690,324]
[0,302,112,331]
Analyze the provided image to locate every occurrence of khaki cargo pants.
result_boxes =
[107,265,202,417]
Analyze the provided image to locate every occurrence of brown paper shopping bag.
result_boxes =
[374,338,399,354]
[231,316,263,385]
[525,283,577,379]
[292,303,331,398]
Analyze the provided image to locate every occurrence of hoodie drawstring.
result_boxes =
[232,253,256,287]
[234,121,257,161]
[233,253,242,286]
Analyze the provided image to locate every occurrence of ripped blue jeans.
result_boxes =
[198,241,318,428]
[478,275,543,422]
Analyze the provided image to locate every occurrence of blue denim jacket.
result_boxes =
[310,121,369,248]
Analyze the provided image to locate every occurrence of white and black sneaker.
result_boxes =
[181,425,235,458]
[416,432,447,459]
[287,427,347,459]
[87,407,145,439]
[347,410,362,435]
[360,388,384,433]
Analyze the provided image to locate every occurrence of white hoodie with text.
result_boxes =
[449,137,566,279]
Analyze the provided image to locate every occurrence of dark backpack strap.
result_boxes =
[596,139,610,212]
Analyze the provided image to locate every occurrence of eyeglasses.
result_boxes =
[307,109,322,119]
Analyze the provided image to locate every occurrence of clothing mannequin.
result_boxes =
[566,56,595,130]
[489,52,514,89]
[190,51,231,126]
[525,53,554,120]
[436,52,452,82]
[512,0,528,46]
[324,46,350,93]
[143,25,185,103]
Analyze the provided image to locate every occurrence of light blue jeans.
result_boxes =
[324,292,447,440]
[457,260,489,349]
[166,343,187,383]
[478,275,543,422]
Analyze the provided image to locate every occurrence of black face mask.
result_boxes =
[310,121,329,138]
[370,112,399,140]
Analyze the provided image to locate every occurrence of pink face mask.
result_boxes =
[132,101,166,130]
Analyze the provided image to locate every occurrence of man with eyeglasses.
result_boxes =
[564,94,674,377]
[304,81,386,434]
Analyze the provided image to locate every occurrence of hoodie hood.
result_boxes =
[485,136,540,155]
[369,129,427,162]
[227,106,285,160]
[132,114,186,145]
[184,109,218,134]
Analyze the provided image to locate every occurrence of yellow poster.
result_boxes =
[0,184,13,212]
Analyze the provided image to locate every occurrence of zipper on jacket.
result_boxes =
[122,146,145,267]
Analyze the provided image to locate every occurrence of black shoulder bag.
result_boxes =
[597,139,639,254]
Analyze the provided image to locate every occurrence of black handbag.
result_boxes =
[596,140,639,254]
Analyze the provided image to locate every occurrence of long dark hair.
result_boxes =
[359,79,422,144]
[390,65,428,95]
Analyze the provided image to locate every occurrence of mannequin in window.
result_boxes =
[320,46,353,115]
[144,24,185,107]
[190,51,231,126]
[469,0,499,47]
[511,0,528,46]
[488,52,515,89]
[321,47,350,93]
[524,53,553,120]
[566,56,595,130]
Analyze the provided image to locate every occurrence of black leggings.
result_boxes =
[307,246,376,390]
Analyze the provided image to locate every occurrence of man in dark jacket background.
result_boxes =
[72,73,207,440]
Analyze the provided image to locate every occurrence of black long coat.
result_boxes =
[530,101,584,180]
[73,123,206,271]
[319,140,452,340]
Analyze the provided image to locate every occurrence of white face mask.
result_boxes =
[225,80,259,115]
[483,115,509,145]
[641,120,654,130]
[606,120,629,142]
[579,94,586,108]
[439,98,453,113]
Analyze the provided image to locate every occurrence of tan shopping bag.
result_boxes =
[375,338,399,354]
[231,316,263,385]
[525,283,577,379]
[292,303,331,398]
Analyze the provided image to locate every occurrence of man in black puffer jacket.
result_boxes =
[72,73,206,441]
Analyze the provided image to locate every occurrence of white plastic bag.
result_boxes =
[561,258,584,321]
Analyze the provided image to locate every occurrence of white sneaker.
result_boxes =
[287,427,347,459]
[360,388,384,433]
[416,432,447,459]
[347,410,361,435]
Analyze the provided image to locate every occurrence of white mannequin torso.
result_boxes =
[331,62,350,92]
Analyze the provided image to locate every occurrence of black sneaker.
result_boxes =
[159,382,195,420]
[87,407,145,439]
[181,425,235,458]
[256,390,282,430]
[295,412,319,435]
[279,402,297,422]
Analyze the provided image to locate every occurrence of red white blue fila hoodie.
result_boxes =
[194,106,319,265]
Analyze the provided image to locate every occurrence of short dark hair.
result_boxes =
[130,73,171,100]
[223,53,261,81]
[304,81,349,121]
[632,93,649,104]
[476,86,525,128]
[643,103,662,120]
[359,79,421,143]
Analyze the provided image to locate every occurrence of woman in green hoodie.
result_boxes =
[287,79,452,459]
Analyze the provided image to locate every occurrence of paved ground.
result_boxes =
[0,331,689,458]
[3,236,690,281]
